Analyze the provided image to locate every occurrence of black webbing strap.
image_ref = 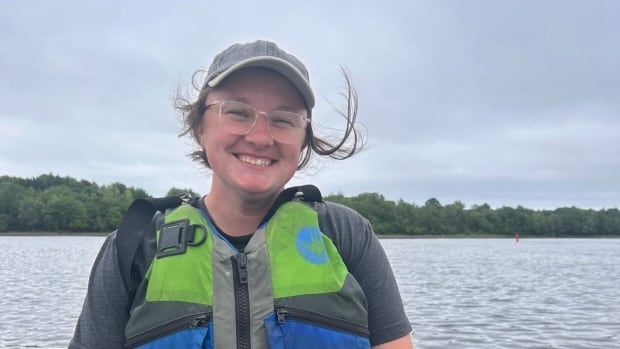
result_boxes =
[116,196,185,293]
[260,185,323,226]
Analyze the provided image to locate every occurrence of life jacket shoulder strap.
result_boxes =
[115,194,197,296]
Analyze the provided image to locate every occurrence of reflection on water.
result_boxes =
[0,236,102,348]
[383,238,620,349]
[1,236,619,348]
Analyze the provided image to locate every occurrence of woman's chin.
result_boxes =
[232,179,283,198]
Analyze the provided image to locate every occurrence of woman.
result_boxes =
[70,40,413,349]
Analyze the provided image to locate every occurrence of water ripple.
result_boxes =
[1,237,619,348]
[383,238,620,349]
[1,236,103,348]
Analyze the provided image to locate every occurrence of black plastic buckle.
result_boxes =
[156,219,207,258]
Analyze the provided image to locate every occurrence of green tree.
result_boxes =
[17,188,44,231]
[394,199,418,235]
[416,198,444,235]
[0,182,27,230]
[466,203,496,234]
[442,201,466,235]
[41,186,87,232]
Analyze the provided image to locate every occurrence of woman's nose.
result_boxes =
[245,113,274,146]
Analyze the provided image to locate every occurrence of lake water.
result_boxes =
[1,236,619,349]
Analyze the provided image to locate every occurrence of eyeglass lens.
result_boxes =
[217,101,306,144]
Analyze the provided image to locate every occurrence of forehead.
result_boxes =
[206,67,306,109]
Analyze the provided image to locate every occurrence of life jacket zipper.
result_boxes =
[276,306,370,337]
[125,313,211,348]
[233,253,251,349]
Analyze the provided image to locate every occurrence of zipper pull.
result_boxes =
[276,308,288,324]
[189,314,208,329]
[236,253,248,284]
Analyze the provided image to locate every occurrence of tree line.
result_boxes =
[325,193,620,236]
[0,174,196,233]
[1,174,618,236]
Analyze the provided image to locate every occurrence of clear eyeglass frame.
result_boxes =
[204,100,309,144]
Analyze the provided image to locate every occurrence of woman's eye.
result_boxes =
[271,116,295,128]
[225,109,252,119]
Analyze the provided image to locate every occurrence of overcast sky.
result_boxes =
[1,0,618,209]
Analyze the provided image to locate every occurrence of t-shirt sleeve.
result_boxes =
[317,201,413,346]
[69,232,129,349]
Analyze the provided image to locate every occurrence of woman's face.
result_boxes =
[200,67,307,201]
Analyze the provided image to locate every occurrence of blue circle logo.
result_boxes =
[295,227,328,264]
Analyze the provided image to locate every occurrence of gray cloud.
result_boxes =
[1,0,618,208]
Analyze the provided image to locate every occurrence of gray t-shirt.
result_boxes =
[69,201,412,348]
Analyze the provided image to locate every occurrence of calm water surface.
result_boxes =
[1,236,619,348]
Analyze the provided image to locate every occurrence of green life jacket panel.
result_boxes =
[125,200,369,349]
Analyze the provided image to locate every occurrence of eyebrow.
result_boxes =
[227,96,250,104]
[222,97,302,113]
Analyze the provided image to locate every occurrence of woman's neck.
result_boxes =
[204,189,280,237]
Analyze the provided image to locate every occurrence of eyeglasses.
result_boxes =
[204,100,309,144]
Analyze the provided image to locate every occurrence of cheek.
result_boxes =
[199,132,207,149]
[199,117,225,151]
[297,137,308,156]
[285,144,304,169]
[198,123,212,150]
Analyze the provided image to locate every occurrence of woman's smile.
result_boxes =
[235,154,275,167]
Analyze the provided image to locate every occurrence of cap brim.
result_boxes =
[207,56,315,109]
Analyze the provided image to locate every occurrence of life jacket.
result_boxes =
[122,191,370,349]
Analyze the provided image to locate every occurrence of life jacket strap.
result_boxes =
[116,194,196,299]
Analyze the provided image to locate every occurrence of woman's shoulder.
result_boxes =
[316,200,370,224]
[315,200,372,242]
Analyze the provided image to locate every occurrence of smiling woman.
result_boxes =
[70,40,413,349]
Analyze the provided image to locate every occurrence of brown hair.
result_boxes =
[175,68,365,170]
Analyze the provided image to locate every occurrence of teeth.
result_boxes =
[238,154,272,167]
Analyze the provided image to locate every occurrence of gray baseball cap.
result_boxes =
[203,40,315,109]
